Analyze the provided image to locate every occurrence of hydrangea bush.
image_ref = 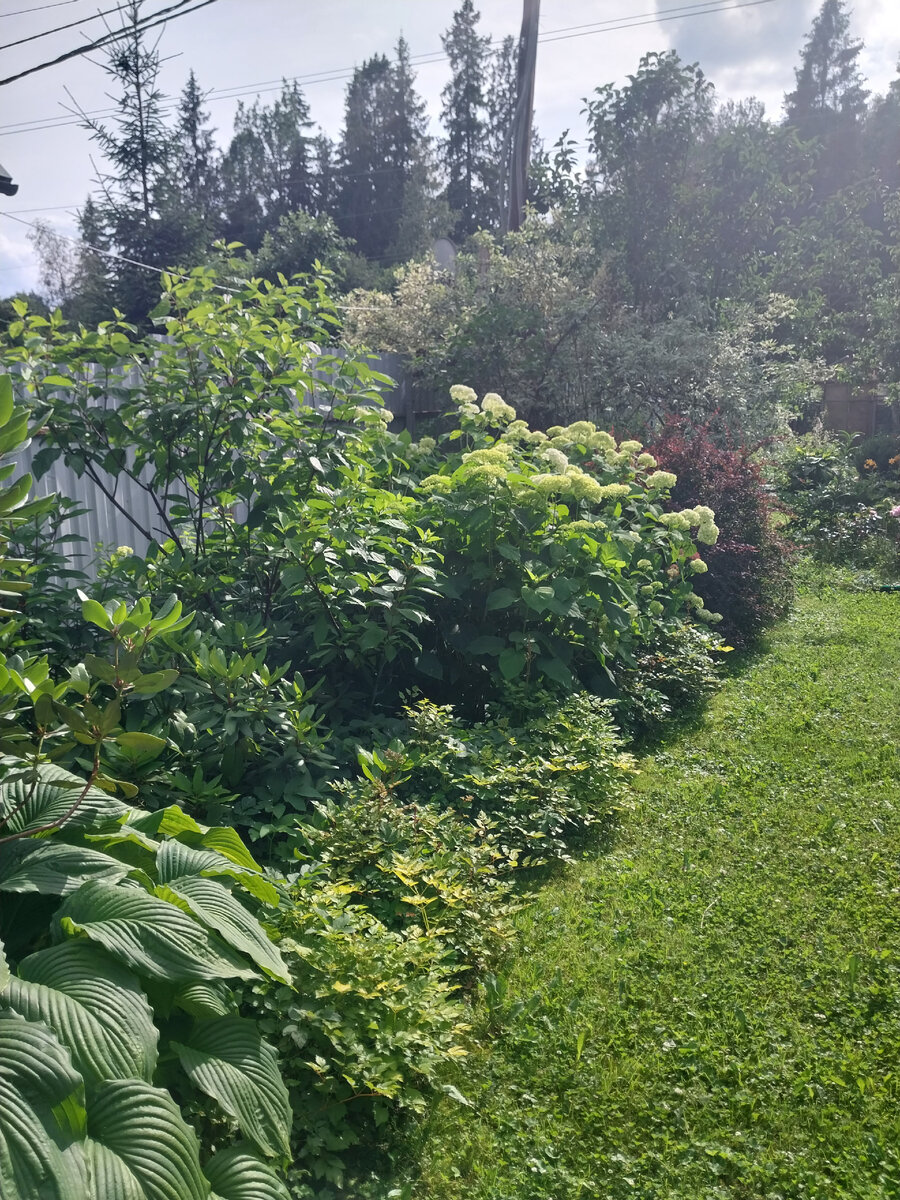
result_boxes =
[400,385,720,711]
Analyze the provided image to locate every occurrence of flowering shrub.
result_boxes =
[650,419,793,646]
[404,386,719,710]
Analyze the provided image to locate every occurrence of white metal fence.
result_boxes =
[11,351,405,579]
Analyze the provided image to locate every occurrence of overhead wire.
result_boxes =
[0,0,82,18]
[0,0,779,130]
[0,0,222,87]
[0,1,135,52]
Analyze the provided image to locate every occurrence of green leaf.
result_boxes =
[0,840,129,896]
[85,1078,209,1200]
[131,669,180,695]
[0,762,128,837]
[467,635,506,656]
[498,648,526,680]
[155,840,279,908]
[175,981,234,1019]
[115,732,167,759]
[172,1018,291,1159]
[55,880,258,983]
[2,941,157,1086]
[0,376,13,428]
[0,1012,87,1200]
[161,876,288,983]
[205,1142,291,1200]
[536,657,574,689]
[485,587,518,611]
[81,598,112,631]
[0,938,8,994]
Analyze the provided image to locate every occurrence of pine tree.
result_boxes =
[483,35,518,228]
[441,0,491,238]
[172,71,220,225]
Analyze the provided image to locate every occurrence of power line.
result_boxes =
[0,0,780,133]
[0,0,222,88]
[0,0,82,18]
[0,1,134,53]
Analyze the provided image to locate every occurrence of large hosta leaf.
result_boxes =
[0,840,129,896]
[55,881,257,983]
[172,1018,291,1160]
[156,841,279,907]
[161,876,288,983]
[0,1012,87,1200]
[2,941,158,1086]
[0,763,127,837]
[205,1143,290,1200]
[85,1078,210,1200]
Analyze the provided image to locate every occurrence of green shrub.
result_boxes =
[613,623,728,741]
[0,378,291,1199]
[393,692,633,865]
[251,871,469,1191]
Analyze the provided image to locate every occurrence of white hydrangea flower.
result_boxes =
[646,470,678,490]
[450,384,478,406]
[689,558,709,574]
[618,439,643,455]
[697,521,719,545]
[541,446,569,474]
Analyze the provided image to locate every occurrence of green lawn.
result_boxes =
[400,578,900,1199]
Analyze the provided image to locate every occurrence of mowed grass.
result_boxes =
[400,579,900,1199]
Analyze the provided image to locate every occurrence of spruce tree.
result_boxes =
[441,0,491,238]
[335,41,433,262]
[220,82,315,250]
[785,0,868,136]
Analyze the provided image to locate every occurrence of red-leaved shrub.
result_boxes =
[649,419,793,647]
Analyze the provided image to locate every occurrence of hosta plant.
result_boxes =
[0,379,292,1200]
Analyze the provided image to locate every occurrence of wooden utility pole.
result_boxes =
[504,0,540,234]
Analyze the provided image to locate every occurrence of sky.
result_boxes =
[0,0,898,296]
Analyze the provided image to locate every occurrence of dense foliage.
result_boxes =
[650,420,795,647]
[0,378,292,1199]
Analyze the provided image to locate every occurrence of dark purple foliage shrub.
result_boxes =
[650,419,793,646]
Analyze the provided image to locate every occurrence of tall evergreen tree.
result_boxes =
[441,0,492,238]
[335,41,433,262]
[784,0,868,196]
[172,71,220,226]
[74,1,175,322]
[220,82,315,250]
[785,0,868,135]
[483,35,518,227]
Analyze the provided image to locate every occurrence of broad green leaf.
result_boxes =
[175,981,234,1019]
[498,648,526,680]
[0,840,129,896]
[485,587,518,611]
[205,1142,291,1200]
[0,937,8,994]
[156,841,279,907]
[131,670,180,695]
[0,376,13,428]
[161,876,288,983]
[0,762,128,837]
[0,1012,87,1200]
[55,881,258,983]
[172,1018,291,1159]
[81,599,112,631]
[3,941,157,1086]
[86,1078,210,1200]
[536,657,574,689]
[115,731,167,759]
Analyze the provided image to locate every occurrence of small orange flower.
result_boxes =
[864,458,877,470]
